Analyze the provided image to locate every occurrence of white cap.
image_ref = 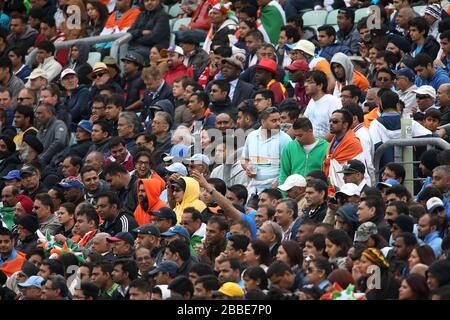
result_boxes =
[336,183,360,196]
[27,68,48,80]
[162,45,184,56]
[290,40,315,56]
[60,68,77,80]
[278,174,307,191]
[183,153,210,166]
[426,197,445,213]
[413,85,436,100]
[166,163,188,176]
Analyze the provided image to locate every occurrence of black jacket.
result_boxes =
[86,137,112,157]
[99,211,139,236]
[141,81,174,123]
[206,78,257,109]
[302,203,328,223]
[129,6,170,50]
[16,234,39,255]
[209,98,237,116]
[90,78,123,100]
[0,152,20,177]
[411,36,440,60]
[122,71,145,108]
[117,175,139,215]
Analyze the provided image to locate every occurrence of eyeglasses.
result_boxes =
[94,72,107,78]
[416,95,430,100]
[137,256,152,262]
[136,160,150,166]
[377,77,391,82]
[33,206,40,210]
[306,267,321,273]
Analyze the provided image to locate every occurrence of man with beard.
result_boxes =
[20,165,48,200]
[80,166,108,206]
[209,80,236,117]
[0,135,20,178]
[162,46,194,86]
[284,59,310,109]
[386,34,411,70]
[133,178,167,226]
[13,105,38,146]
[87,120,112,156]
[254,58,288,105]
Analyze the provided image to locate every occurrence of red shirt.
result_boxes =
[267,79,288,105]
[163,63,194,86]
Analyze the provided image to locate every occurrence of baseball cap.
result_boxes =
[213,282,244,298]
[413,85,436,100]
[336,183,360,197]
[17,275,44,289]
[148,261,178,278]
[161,226,190,240]
[376,178,399,189]
[426,197,445,213]
[58,176,85,189]
[27,68,48,80]
[285,60,310,72]
[393,68,415,83]
[103,56,118,66]
[77,120,92,134]
[133,224,161,237]
[106,232,135,246]
[161,45,184,56]
[221,57,243,71]
[338,160,366,174]
[20,165,39,177]
[166,162,188,176]
[162,144,191,162]
[278,174,306,191]
[183,153,210,166]
[1,170,21,181]
[60,68,77,80]
[286,39,315,56]
[354,222,378,243]
[152,208,177,225]
[121,52,144,66]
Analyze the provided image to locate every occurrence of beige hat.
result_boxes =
[27,68,48,80]
[413,85,436,100]
[88,62,110,80]
[291,40,316,57]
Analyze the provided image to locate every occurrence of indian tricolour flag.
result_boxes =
[257,1,286,46]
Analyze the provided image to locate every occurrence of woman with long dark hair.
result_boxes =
[244,240,272,271]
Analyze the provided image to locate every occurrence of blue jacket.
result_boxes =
[415,67,450,91]
[318,44,352,62]
[423,231,442,257]
[64,85,92,126]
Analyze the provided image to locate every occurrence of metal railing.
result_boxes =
[374,138,450,172]
[374,138,450,195]
[25,33,132,67]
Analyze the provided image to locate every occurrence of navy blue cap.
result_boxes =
[133,224,160,237]
[393,68,415,83]
[106,232,135,246]
[152,208,177,225]
[148,261,178,278]
[161,226,190,239]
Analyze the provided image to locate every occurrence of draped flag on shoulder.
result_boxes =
[256,1,286,46]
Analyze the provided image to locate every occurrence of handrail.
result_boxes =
[110,33,133,63]
[374,138,450,173]
[25,33,129,66]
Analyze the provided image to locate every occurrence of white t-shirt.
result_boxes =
[304,94,342,139]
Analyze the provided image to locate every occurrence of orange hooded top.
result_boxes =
[134,178,167,226]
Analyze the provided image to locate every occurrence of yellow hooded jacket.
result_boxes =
[174,177,207,224]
